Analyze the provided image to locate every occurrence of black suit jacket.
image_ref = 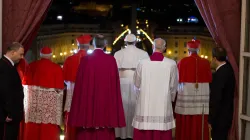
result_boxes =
[209,62,235,128]
[0,56,24,123]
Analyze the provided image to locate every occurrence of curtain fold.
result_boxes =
[194,0,241,140]
[3,0,52,139]
[3,0,52,54]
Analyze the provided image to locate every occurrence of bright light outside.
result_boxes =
[60,135,65,140]
[57,15,63,20]
[128,29,131,34]
[87,50,93,54]
[137,30,140,34]
[105,51,111,54]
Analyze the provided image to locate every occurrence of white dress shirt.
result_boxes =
[216,62,226,71]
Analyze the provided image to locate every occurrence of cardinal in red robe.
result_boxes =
[175,39,212,140]
[69,35,126,140]
[17,58,29,85]
[16,58,29,140]
[63,34,92,140]
[23,47,64,140]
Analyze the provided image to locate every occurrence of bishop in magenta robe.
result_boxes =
[69,35,126,140]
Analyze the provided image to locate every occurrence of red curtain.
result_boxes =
[194,0,241,140]
[3,0,52,54]
[3,0,52,139]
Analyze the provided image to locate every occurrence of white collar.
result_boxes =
[216,62,226,71]
[125,45,135,48]
[4,55,14,66]
[94,48,103,50]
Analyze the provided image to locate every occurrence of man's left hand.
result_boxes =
[6,116,12,122]
[208,124,212,130]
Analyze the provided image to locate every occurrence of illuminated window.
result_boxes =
[184,42,187,47]
[175,41,178,47]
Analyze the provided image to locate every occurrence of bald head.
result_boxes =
[153,38,166,52]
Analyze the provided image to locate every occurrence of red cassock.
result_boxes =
[16,58,29,140]
[62,50,87,140]
[69,49,126,140]
[178,54,212,83]
[175,53,212,140]
[63,50,87,82]
[23,58,64,140]
[17,58,29,84]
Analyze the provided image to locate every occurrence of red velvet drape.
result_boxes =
[3,0,53,139]
[194,0,241,140]
[3,0,52,55]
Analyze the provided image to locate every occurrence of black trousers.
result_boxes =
[211,125,231,140]
[0,122,20,140]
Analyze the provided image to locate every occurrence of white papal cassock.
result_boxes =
[114,45,149,139]
[133,57,178,131]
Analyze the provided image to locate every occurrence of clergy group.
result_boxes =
[0,33,235,140]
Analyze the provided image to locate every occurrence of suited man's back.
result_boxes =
[212,62,235,123]
[209,62,235,140]
[0,56,24,140]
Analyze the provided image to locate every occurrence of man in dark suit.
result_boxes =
[209,47,235,140]
[0,42,24,140]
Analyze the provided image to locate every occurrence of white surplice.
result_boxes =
[114,45,149,139]
[175,83,210,115]
[133,57,178,131]
[23,85,64,125]
[64,81,75,112]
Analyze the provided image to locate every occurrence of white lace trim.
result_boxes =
[134,115,174,123]
[64,82,75,112]
[132,115,175,130]
[175,83,210,115]
[23,85,63,125]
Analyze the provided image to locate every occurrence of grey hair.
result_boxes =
[40,54,52,59]
[153,38,166,51]
[188,48,199,53]
[6,42,23,52]
[78,44,90,49]
[93,34,107,48]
